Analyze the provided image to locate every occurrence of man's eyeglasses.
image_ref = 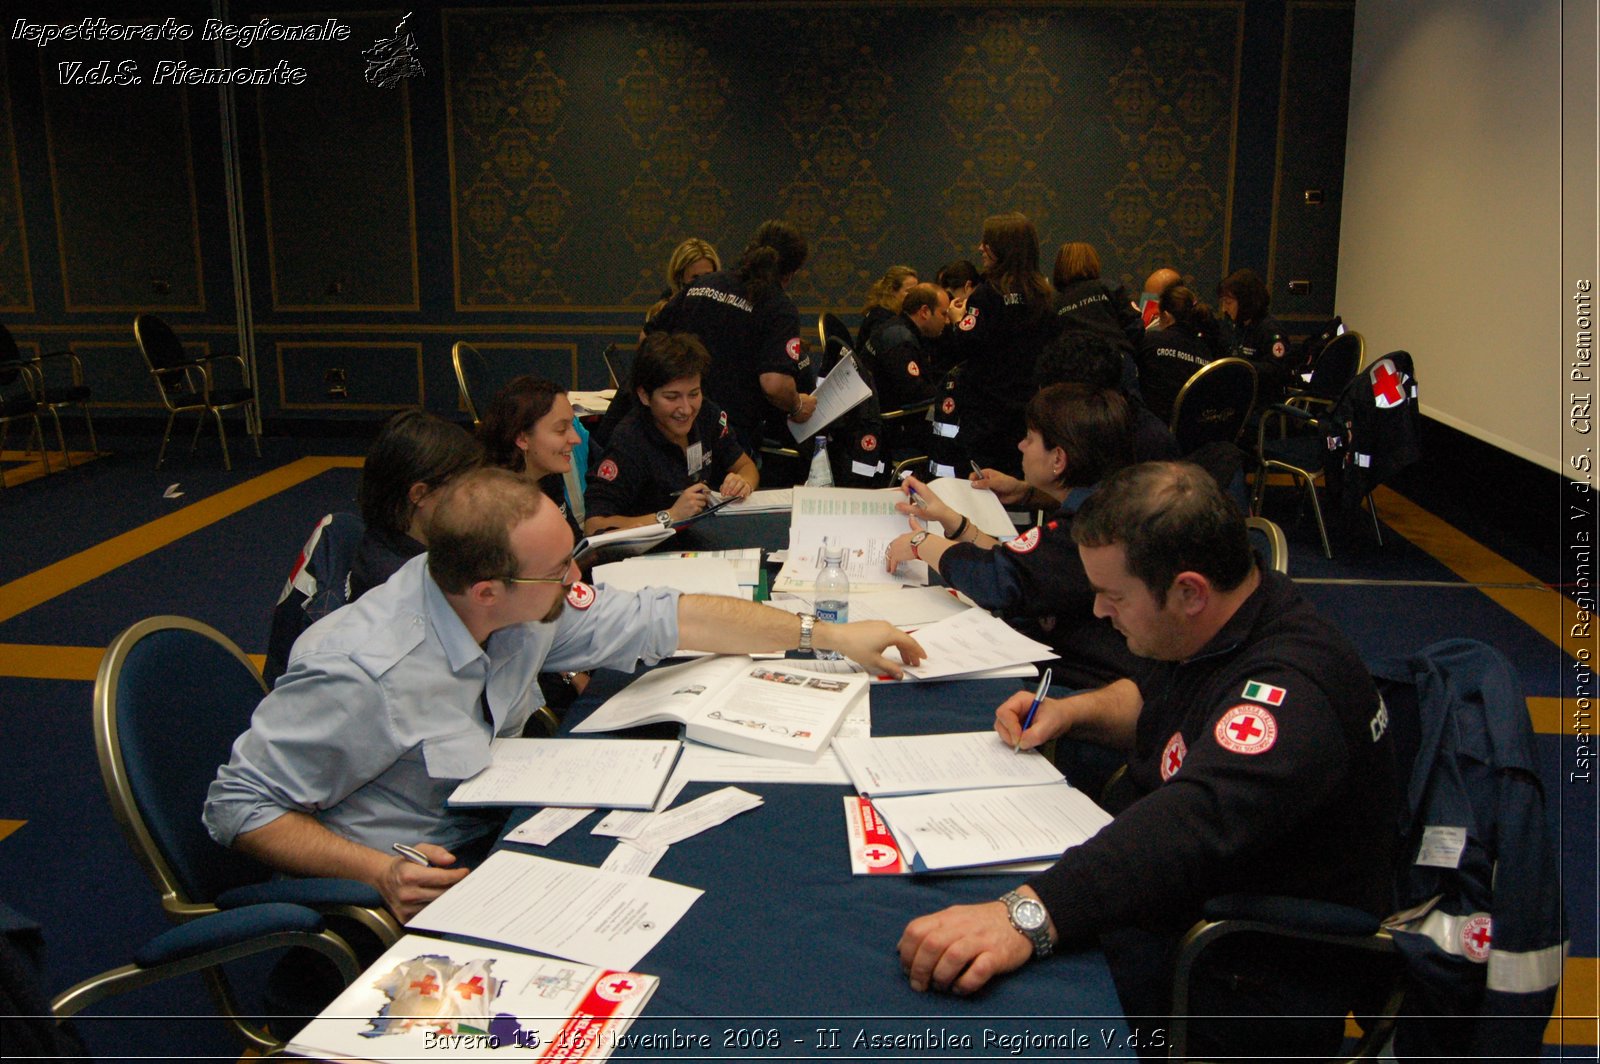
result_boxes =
[503,550,580,589]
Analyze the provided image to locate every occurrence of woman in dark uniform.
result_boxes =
[856,264,918,352]
[1051,241,1143,398]
[883,383,1139,690]
[1217,267,1290,403]
[1134,284,1226,423]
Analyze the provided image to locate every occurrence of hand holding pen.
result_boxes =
[1015,668,1052,753]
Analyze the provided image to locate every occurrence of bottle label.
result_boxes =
[815,604,846,625]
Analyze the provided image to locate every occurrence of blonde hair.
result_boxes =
[861,265,918,317]
[646,238,722,323]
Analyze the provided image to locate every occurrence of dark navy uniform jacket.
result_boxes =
[943,280,1057,474]
[584,400,748,522]
[1136,323,1220,423]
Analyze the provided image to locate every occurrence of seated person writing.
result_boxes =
[898,462,1396,1060]
[205,466,924,924]
[884,383,1138,691]
[583,332,758,532]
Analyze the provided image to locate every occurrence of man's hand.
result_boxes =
[789,393,818,423]
[970,467,1030,505]
[718,472,753,500]
[667,482,712,522]
[815,620,925,679]
[378,843,471,922]
[899,898,1038,994]
[995,689,1072,750]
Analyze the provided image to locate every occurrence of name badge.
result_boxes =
[686,442,703,475]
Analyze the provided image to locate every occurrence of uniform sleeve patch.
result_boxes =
[565,581,597,610]
[859,433,877,452]
[1006,527,1042,553]
[958,308,978,331]
[940,396,956,415]
[1160,731,1187,781]
[1241,680,1287,706]
[1214,705,1278,755]
[786,337,802,361]
[1460,914,1493,962]
[1271,340,1287,358]
[906,360,921,377]
[596,458,618,482]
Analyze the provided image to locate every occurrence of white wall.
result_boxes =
[1338,0,1564,472]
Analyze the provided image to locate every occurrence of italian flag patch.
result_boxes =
[1242,680,1287,706]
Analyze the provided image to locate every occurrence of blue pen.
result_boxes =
[1015,667,1052,753]
[898,469,927,526]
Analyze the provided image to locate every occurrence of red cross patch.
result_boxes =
[1213,705,1278,755]
[1271,340,1286,358]
[594,971,644,1002]
[1160,731,1187,781]
[906,360,921,377]
[860,433,877,452]
[565,581,596,610]
[941,397,956,415]
[1461,914,1493,961]
[786,337,802,361]
[1371,359,1407,409]
[861,843,900,870]
[596,458,618,481]
[958,308,978,331]
[1006,527,1042,553]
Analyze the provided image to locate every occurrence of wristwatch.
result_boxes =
[908,529,930,559]
[1001,890,1053,958]
[796,612,817,653]
[655,510,673,528]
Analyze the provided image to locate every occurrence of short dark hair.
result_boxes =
[1035,330,1125,391]
[359,411,483,538]
[1025,384,1134,489]
[900,282,945,318]
[631,331,711,398]
[1072,461,1252,605]
[425,467,548,594]
[1217,268,1271,325]
[478,376,567,473]
[738,220,808,303]
[936,259,981,291]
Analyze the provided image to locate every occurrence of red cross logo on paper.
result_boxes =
[594,973,642,1002]
[1371,359,1407,409]
[596,458,618,482]
[786,337,803,361]
[862,844,900,869]
[1271,340,1286,358]
[906,360,921,377]
[1161,732,1187,781]
[1006,527,1042,554]
[1461,915,1493,961]
[860,433,877,452]
[565,581,596,610]
[409,974,439,996]
[941,397,956,415]
[958,307,978,331]
[455,976,486,1000]
[1213,705,1278,755]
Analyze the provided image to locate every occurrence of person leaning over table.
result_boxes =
[205,466,924,923]
[883,383,1138,691]
[898,461,1396,1061]
[582,331,759,533]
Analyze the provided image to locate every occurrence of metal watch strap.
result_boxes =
[1001,890,1053,958]
[655,510,672,528]
[797,612,816,653]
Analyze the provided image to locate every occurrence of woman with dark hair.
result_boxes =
[477,375,584,540]
[1134,284,1227,423]
[942,212,1058,475]
[1217,267,1290,401]
[644,237,720,326]
[584,331,758,533]
[935,259,981,304]
[856,264,918,351]
[646,220,815,462]
[884,384,1139,689]
[348,411,483,599]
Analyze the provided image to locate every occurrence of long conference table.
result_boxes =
[487,505,1133,1059]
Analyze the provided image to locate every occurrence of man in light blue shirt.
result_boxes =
[206,467,923,920]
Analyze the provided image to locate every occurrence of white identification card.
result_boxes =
[686,441,703,477]
[1415,824,1468,869]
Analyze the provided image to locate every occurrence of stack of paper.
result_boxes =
[572,655,869,763]
[833,732,1111,874]
[653,547,763,587]
[592,555,747,599]
[573,523,674,562]
[286,933,658,1063]
[882,606,1056,682]
[447,738,680,810]
[713,487,792,515]
[787,353,872,442]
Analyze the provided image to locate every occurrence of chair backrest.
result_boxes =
[0,320,22,368]
[451,341,487,426]
[1303,329,1365,400]
[93,616,273,911]
[819,313,853,377]
[263,512,366,687]
[601,343,633,392]
[132,314,191,374]
[1170,357,1257,453]
[1244,516,1288,574]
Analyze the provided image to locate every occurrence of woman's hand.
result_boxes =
[668,482,712,522]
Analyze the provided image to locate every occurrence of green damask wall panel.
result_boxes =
[250,11,420,311]
[1269,1,1352,320]
[443,3,1242,312]
[0,49,33,312]
[39,53,204,311]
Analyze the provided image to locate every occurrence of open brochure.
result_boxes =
[856,783,1112,873]
[843,795,1053,876]
[286,933,657,1064]
[573,523,674,563]
[879,606,1057,681]
[446,738,680,810]
[571,655,869,763]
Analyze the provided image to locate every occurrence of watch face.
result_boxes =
[1013,897,1047,931]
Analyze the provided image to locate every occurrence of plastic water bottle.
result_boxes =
[813,545,849,659]
[806,435,834,487]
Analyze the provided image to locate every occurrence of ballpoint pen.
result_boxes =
[392,842,432,867]
[1015,667,1052,753]
[970,460,984,478]
[898,469,927,526]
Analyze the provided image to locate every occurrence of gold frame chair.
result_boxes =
[133,314,260,471]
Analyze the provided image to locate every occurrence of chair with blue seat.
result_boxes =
[66,615,400,1049]
[1168,356,1258,455]
[0,354,51,488]
[0,321,98,468]
[817,312,854,377]
[134,314,260,471]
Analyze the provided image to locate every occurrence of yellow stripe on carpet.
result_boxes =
[0,456,361,625]
[0,820,25,843]
[1374,486,1592,659]
[0,643,265,680]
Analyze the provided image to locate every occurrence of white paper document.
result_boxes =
[676,742,853,785]
[568,388,617,415]
[407,850,702,970]
[833,731,1064,797]
[571,655,869,762]
[573,523,675,561]
[447,738,680,810]
[715,487,793,515]
[774,486,930,590]
[791,656,1039,685]
[885,606,1056,681]
[871,782,1112,872]
[631,786,764,849]
[593,556,747,599]
[503,806,593,847]
[842,795,1053,876]
[602,841,669,876]
[653,547,763,586]
[788,353,872,442]
[921,477,1018,539]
